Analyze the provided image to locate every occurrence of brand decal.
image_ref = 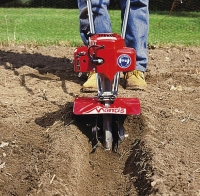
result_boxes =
[83,106,126,114]
[117,54,131,68]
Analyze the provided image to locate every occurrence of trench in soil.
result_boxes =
[32,103,155,196]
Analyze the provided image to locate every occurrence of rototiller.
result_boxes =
[73,0,140,151]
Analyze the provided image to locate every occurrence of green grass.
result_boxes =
[0,8,81,46]
[0,8,199,46]
[149,11,200,46]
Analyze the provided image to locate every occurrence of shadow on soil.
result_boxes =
[35,102,74,127]
[0,49,86,93]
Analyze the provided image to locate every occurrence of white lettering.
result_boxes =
[83,106,126,114]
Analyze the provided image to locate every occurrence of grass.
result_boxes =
[0,8,81,46]
[0,8,199,47]
[149,11,200,46]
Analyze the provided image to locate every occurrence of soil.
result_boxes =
[0,45,199,196]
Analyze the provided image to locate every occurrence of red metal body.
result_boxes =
[74,33,136,81]
[73,33,140,116]
[73,97,140,115]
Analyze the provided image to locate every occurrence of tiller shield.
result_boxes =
[73,97,140,115]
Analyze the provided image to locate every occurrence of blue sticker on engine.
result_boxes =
[117,54,131,68]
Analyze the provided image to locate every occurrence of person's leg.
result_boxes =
[77,0,112,45]
[77,0,112,90]
[119,0,149,89]
[119,0,149,72]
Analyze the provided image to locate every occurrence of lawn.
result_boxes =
[0,8,80,46]
[149,11,200,46]
[0,8,199,46]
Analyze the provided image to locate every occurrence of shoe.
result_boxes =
[124,70,147,90]
[82,72,97,91]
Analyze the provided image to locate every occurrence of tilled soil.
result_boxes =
[0,45,199,196]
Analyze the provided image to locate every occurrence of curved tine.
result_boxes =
[80,6,88,19]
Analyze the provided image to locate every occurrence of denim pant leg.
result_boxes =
[119,0,149,72]
[77,0,112,45]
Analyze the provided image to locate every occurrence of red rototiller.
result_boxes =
[73,0,140,151]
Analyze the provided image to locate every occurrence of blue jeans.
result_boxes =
[77,0,149,72]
